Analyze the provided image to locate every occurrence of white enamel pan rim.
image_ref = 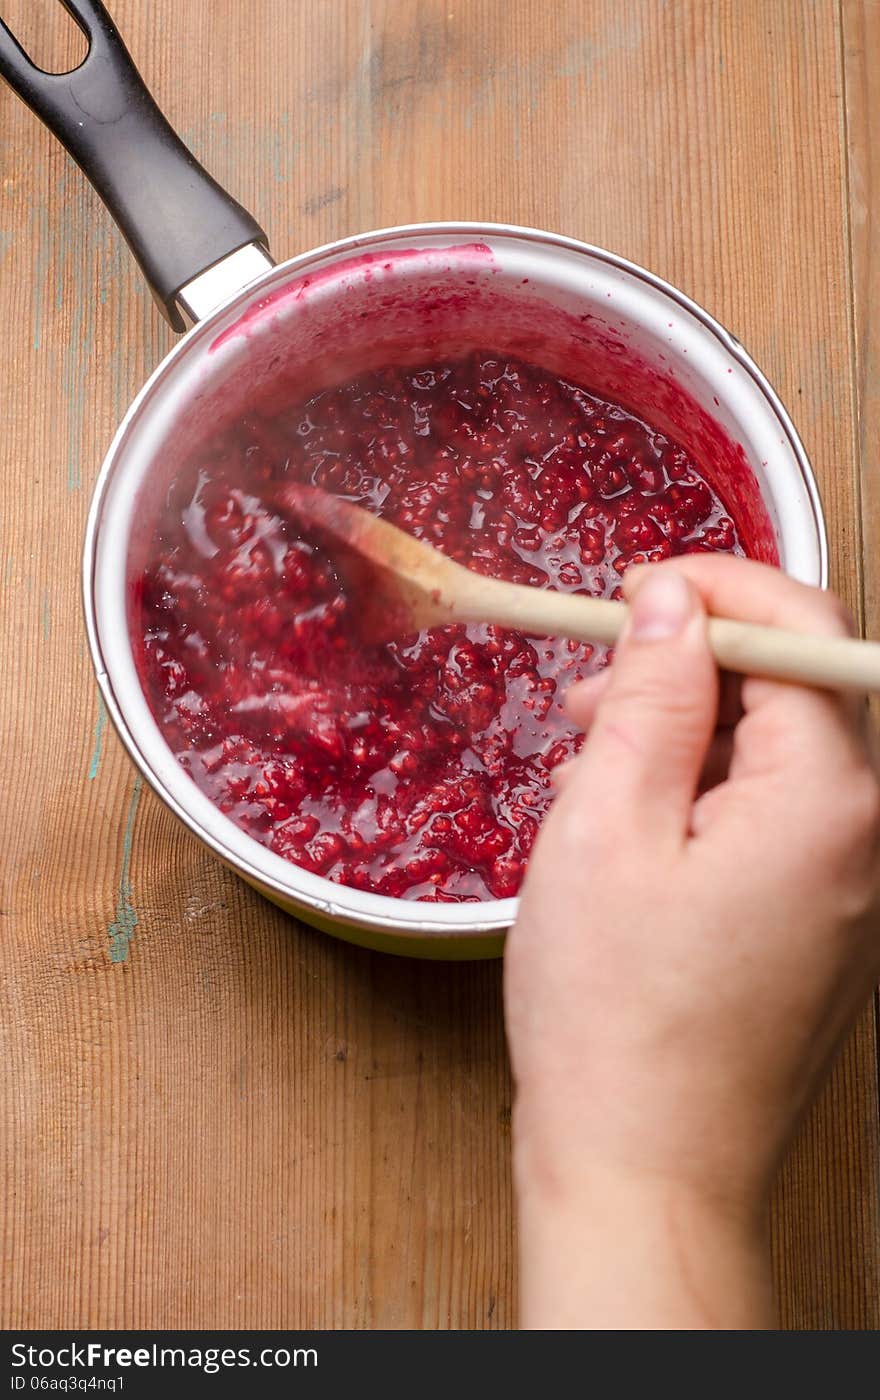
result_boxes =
[83,220,828,938]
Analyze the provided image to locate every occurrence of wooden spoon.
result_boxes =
[278,484,880,693]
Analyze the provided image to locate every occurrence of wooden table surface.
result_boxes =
[2,0,879,1330]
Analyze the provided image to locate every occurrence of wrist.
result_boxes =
[514,1125,774,1330]
[511,1080,776,1229]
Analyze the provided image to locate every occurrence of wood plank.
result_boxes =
[841,0,880,1330]
[844,2,880,660]
[0,0,877,1330]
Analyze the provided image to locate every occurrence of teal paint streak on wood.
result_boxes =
[88,695,107,780]
[52,167,98,493]
[108,778,143,964]
[29,166,119,492]
[30,203,51,350]
[64,288,90,492]
[181,114,300,201]
[40,589,51,640]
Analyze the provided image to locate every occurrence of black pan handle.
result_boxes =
[0,0,270,330]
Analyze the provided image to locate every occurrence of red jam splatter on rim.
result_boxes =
[209,243,496,352]
[137,351,753,902]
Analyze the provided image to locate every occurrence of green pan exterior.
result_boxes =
[241,874,507,960]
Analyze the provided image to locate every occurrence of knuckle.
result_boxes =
[834,765,880,844]
[607,669,705,726]
[589,682,702,783]
[550,803,608,867]
[818,592,857,638]
[548,783,620,862]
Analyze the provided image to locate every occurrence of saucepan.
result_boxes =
[1,0,827,958]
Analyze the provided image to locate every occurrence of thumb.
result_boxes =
[571,566,718,842]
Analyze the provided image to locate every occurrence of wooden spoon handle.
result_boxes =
[705,616,880,692]
[464,578,880,693]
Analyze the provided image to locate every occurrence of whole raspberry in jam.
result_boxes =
[137,351,747,901]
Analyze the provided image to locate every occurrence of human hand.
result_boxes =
[505,556,880,1328]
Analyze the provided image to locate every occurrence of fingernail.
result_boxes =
[627,569,693,641]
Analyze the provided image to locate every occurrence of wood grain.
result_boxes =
[0,0,877,1329]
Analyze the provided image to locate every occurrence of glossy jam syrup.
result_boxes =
[137,351,753,901]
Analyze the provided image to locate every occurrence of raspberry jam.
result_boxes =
[137,352,751,901]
